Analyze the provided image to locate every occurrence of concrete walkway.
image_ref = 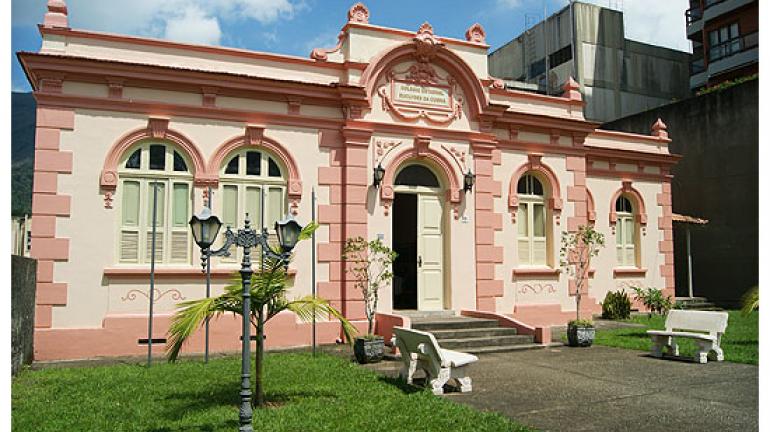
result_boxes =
[372,345,758,431]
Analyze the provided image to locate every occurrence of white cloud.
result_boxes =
[12,0,303,46]
[165,6,222,46]
[303,30,340,54]
[620,0,691,52]
[209,0,301,24]
[552,0,691,52]
[496,0,522,9]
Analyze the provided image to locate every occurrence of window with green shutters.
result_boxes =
[117,143,192,265]
[615,196,638,267]
[516,174,548,266]
[216,150,287,264]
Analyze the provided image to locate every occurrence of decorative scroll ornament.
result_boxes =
[413,22,444,62]
[122,288,186,302]
[519,283,557,295]
[104,191,114,209]
[310,31,346,61]
[347,2,370,23]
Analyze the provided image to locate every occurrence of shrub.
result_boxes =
[568,318,594,327]
[631,286,673,316]
[601,290,631,320]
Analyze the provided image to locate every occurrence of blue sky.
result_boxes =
[11,0,690,92]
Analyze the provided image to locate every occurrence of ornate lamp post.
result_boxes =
[189,211,302,432]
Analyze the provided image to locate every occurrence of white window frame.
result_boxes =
[116,143,193,265]
[615,196,639,267]
[517,174,549,267]
[216,149,288,265]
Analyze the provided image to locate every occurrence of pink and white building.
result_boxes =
[20,1,679,361]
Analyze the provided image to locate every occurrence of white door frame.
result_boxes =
[393,184,446,311]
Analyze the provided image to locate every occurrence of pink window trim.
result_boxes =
[207,125,303,199]
[613,267,648,277]
[512,267,560,279]
[99,117,209,191]
[586,188,596,223]
[507,154,563,221]
[378,140,463,206]
[103,267,297,279]
[609,180,647,226]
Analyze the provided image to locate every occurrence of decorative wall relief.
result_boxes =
[377,64,464,125]
[374,139,402,167]
[121,288,186,302]
[615,280,643,295]
[376,23,464,125]
[518,283,557,295]
[441,144,468,173]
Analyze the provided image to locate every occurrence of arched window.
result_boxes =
[395,164,440,188]
[117,143,192,264]
[218,149,287,263]
[517,174,547,265]
[615,196,638,267]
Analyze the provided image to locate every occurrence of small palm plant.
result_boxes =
[165,222,357,407]
[741,286,758,317]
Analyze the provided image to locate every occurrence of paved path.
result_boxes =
[372,345,758,431]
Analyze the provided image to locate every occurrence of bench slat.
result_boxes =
[647,330,716,341]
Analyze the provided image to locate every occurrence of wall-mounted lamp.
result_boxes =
[464,170,476,193]
[373,163,386,188]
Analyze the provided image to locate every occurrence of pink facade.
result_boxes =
[21,1,679,361]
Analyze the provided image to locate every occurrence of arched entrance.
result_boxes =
[391,163,446,311]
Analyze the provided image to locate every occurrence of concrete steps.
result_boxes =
[675,297,723,311]
[409,315,541,354]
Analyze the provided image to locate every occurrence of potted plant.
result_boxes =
[560,225,605,347]
[342,236,397,364]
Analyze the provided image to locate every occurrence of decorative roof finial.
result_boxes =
[44,0,68,28]
[465,23,486,44]
[413,22,444,63]
[651,118,668,139]
[562,76,581,101]
[347,2,369,23]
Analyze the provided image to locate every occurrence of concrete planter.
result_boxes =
[354,336,385,364]
[567,324,595,347]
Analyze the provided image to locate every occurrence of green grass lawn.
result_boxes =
[594,310,758,365]
[13,352,532,432]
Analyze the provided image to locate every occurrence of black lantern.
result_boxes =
[464,170,476,193]
[189,207,222,249]
[372,163,386,188]
[275,216,303,253]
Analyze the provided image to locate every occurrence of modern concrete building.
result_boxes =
[685,0,758,90]
[488,1,692,123]
[20,1,679,361]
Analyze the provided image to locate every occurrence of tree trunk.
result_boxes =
[253,308,265,407]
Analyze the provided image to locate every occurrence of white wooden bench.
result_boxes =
[392,327,478,395]
[647,310,729,364]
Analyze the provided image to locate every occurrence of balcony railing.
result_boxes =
[708,31,758,62]
[686,6,703,24]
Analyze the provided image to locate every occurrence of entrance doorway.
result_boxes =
[391,164,446,311]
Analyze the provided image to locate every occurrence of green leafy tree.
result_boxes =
[560,225,605,322]
[165,222,357,407]
[341,237,397,336]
